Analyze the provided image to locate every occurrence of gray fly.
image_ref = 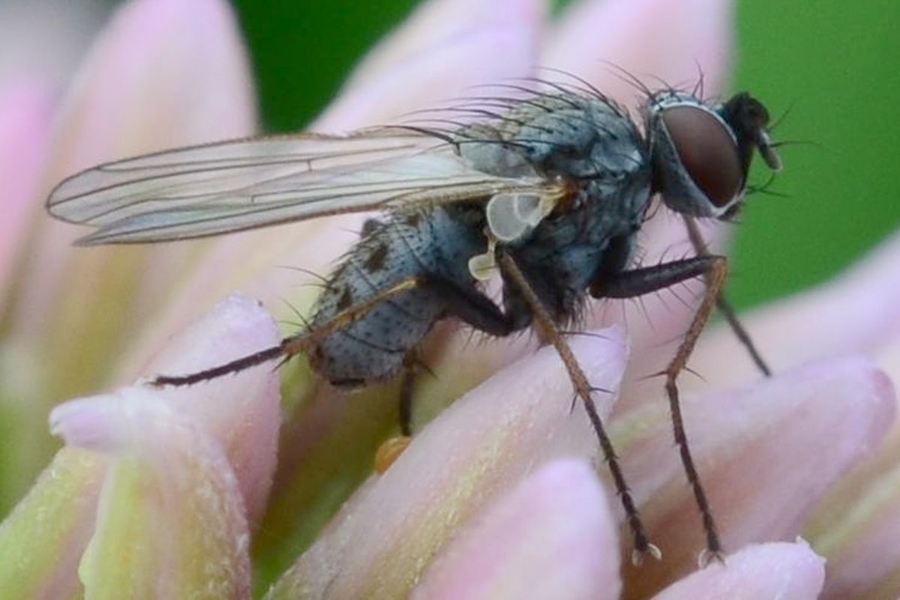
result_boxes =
[46,82,782,563]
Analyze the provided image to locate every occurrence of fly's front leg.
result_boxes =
[152,277,424,387]
[496,249,658,563]
[591,254,728,564]
[683,216,771,376]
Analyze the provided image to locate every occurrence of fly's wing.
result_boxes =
[47,128,555,245]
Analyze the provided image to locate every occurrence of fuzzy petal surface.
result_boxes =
[651,542,825,600]
[137,295,282,526]
[51,391,252,599]
[411,459,620,600]
[265,328,628,599]
[0,296,279,598]
[616,356,895,597]
[0,450,106,600]
[9,0,256,401]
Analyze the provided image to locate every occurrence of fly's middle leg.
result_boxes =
[495,249,659,564]
[398,356,417,437]
[591,253,730,564]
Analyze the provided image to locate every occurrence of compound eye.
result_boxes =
[661,105,744,208]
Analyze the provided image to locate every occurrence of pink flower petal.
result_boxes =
[683,230,900,598]
[651,542,825,600]
[0,82,55,299]
[694,229,900,391]
[343,0,546,93]
[0,296,278,596]
[9,0,256,399]
[804,366,900,598]
[50,391,251,598]
[545,0,733,97]
[51,294,281,526]
[616,356,894,596]
[132,294,282,526]
[266,327,628,599]
[411,459,620,600]
[318,24,542,129]
[810,451,900,598]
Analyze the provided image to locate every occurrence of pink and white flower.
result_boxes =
[0,0,897,598]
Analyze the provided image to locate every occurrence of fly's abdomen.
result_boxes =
[308,207,485,386]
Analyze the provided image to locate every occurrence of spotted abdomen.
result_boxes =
[307,207,486,386]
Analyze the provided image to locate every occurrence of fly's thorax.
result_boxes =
[455,123,536,178]
[451,92,658,325]
[457,91,648,183]
[306,206,487,385]
[498,175,651,326]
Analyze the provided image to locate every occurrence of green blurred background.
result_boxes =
[144,0,899,309]
[227,0,900,310]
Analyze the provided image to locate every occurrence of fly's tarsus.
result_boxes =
[152,342,288,387]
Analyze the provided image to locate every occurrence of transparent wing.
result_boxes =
[47,128,553,245]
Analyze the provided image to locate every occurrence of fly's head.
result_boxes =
[645,90,782,220]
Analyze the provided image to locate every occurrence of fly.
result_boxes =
[46,81,782,564]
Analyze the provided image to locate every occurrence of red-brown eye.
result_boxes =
[660,105,743,208]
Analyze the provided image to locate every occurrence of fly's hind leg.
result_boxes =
[591,253,730,564]
[398,355,418,437]
[394,278,520,432]
[374,353,425,474]
[152,277,424,387]
[396,349,439,435]
[375,276,521,473]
